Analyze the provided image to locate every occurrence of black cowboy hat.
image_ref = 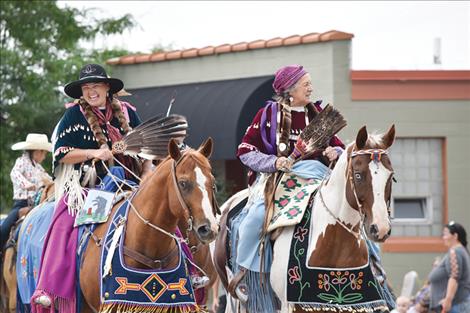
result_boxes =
[64,64,124,99]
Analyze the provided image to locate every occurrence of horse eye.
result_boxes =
[354,173,362,180]
[179,180,188,189]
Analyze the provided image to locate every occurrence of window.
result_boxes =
[392,196,432,223]
[388,138,444,237]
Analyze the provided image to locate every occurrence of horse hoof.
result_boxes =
[34,295,52,307]
[235,284,248,304]
[191,275,210,289]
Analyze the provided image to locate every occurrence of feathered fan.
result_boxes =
[288,104,347,162]
[112,114,188,160]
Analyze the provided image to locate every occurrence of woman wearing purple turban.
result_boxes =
[230,65,344,311]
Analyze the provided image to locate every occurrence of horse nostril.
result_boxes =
[370,224,379,235]
[197,224,211,238]
[387,228,391,236]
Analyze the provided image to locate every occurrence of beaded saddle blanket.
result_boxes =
[287,207,389,312]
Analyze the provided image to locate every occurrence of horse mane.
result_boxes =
[345,131,386,151]
[367,133,385,148]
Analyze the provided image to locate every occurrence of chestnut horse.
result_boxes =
[215,125,395,313]
[1,182,55,313]
[79,138,219,312]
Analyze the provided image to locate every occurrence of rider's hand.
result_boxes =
[276,157,293,172]
[26,184,37,191]
[323,146,339,162]
[90,148,113,161]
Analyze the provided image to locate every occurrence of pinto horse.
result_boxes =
[215,125,395,313]
[79,138,219,312]
[271,125,395,312]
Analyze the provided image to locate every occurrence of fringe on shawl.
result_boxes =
[31,289,76,313]
[54,164,85,216]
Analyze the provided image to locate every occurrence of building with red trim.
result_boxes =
[108,30,470,292]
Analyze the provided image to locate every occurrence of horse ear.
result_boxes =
[198,137,213,159]
[168,138,182,161]
[355,126,368,150]
[382,124,395,149]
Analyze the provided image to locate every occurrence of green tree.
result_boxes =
[0,1,136,212]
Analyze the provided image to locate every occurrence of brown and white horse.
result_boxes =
[78,138,219,312]
[271,125,395,312]
[214,125,395,313]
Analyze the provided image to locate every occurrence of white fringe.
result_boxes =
[54,164,85,216]
[103,220,124,278]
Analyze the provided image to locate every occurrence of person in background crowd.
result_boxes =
[391,296,411,313]
[429,221,470,313]
[0,133,52,249]
[211,277,227,313]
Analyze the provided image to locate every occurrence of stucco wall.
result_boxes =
[111,41,340,99]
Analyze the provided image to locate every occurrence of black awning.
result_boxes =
[127,76,274,159]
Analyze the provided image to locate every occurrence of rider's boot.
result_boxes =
[34,295,52,308]
[228,267,248,304]
[235,283,249,304]
[191,275,210,289]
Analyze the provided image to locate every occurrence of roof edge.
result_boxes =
[107,30,354,66]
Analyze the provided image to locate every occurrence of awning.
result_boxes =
[127,76,274,159]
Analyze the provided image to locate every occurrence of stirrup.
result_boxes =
[191,275,210,289]
[34,295,52,307]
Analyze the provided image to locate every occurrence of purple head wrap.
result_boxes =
[272,65,307,95]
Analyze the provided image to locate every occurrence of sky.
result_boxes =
[59,1,470,70]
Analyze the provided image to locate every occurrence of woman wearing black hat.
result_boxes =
[55,63,151,180]
[31,64,152,311]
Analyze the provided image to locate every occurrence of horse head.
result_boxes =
[168,138,219,244]
[346,125,395,242]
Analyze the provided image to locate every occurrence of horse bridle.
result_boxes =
[171,154,220,240]
[319,147,391,242]
[123,153,218,270]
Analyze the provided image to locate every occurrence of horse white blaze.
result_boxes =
[369,161,391,239]
[194,166,218,231]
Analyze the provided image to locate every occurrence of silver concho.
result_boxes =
[279,142,287,152]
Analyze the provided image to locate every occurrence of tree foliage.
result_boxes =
[0,1,135,211]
